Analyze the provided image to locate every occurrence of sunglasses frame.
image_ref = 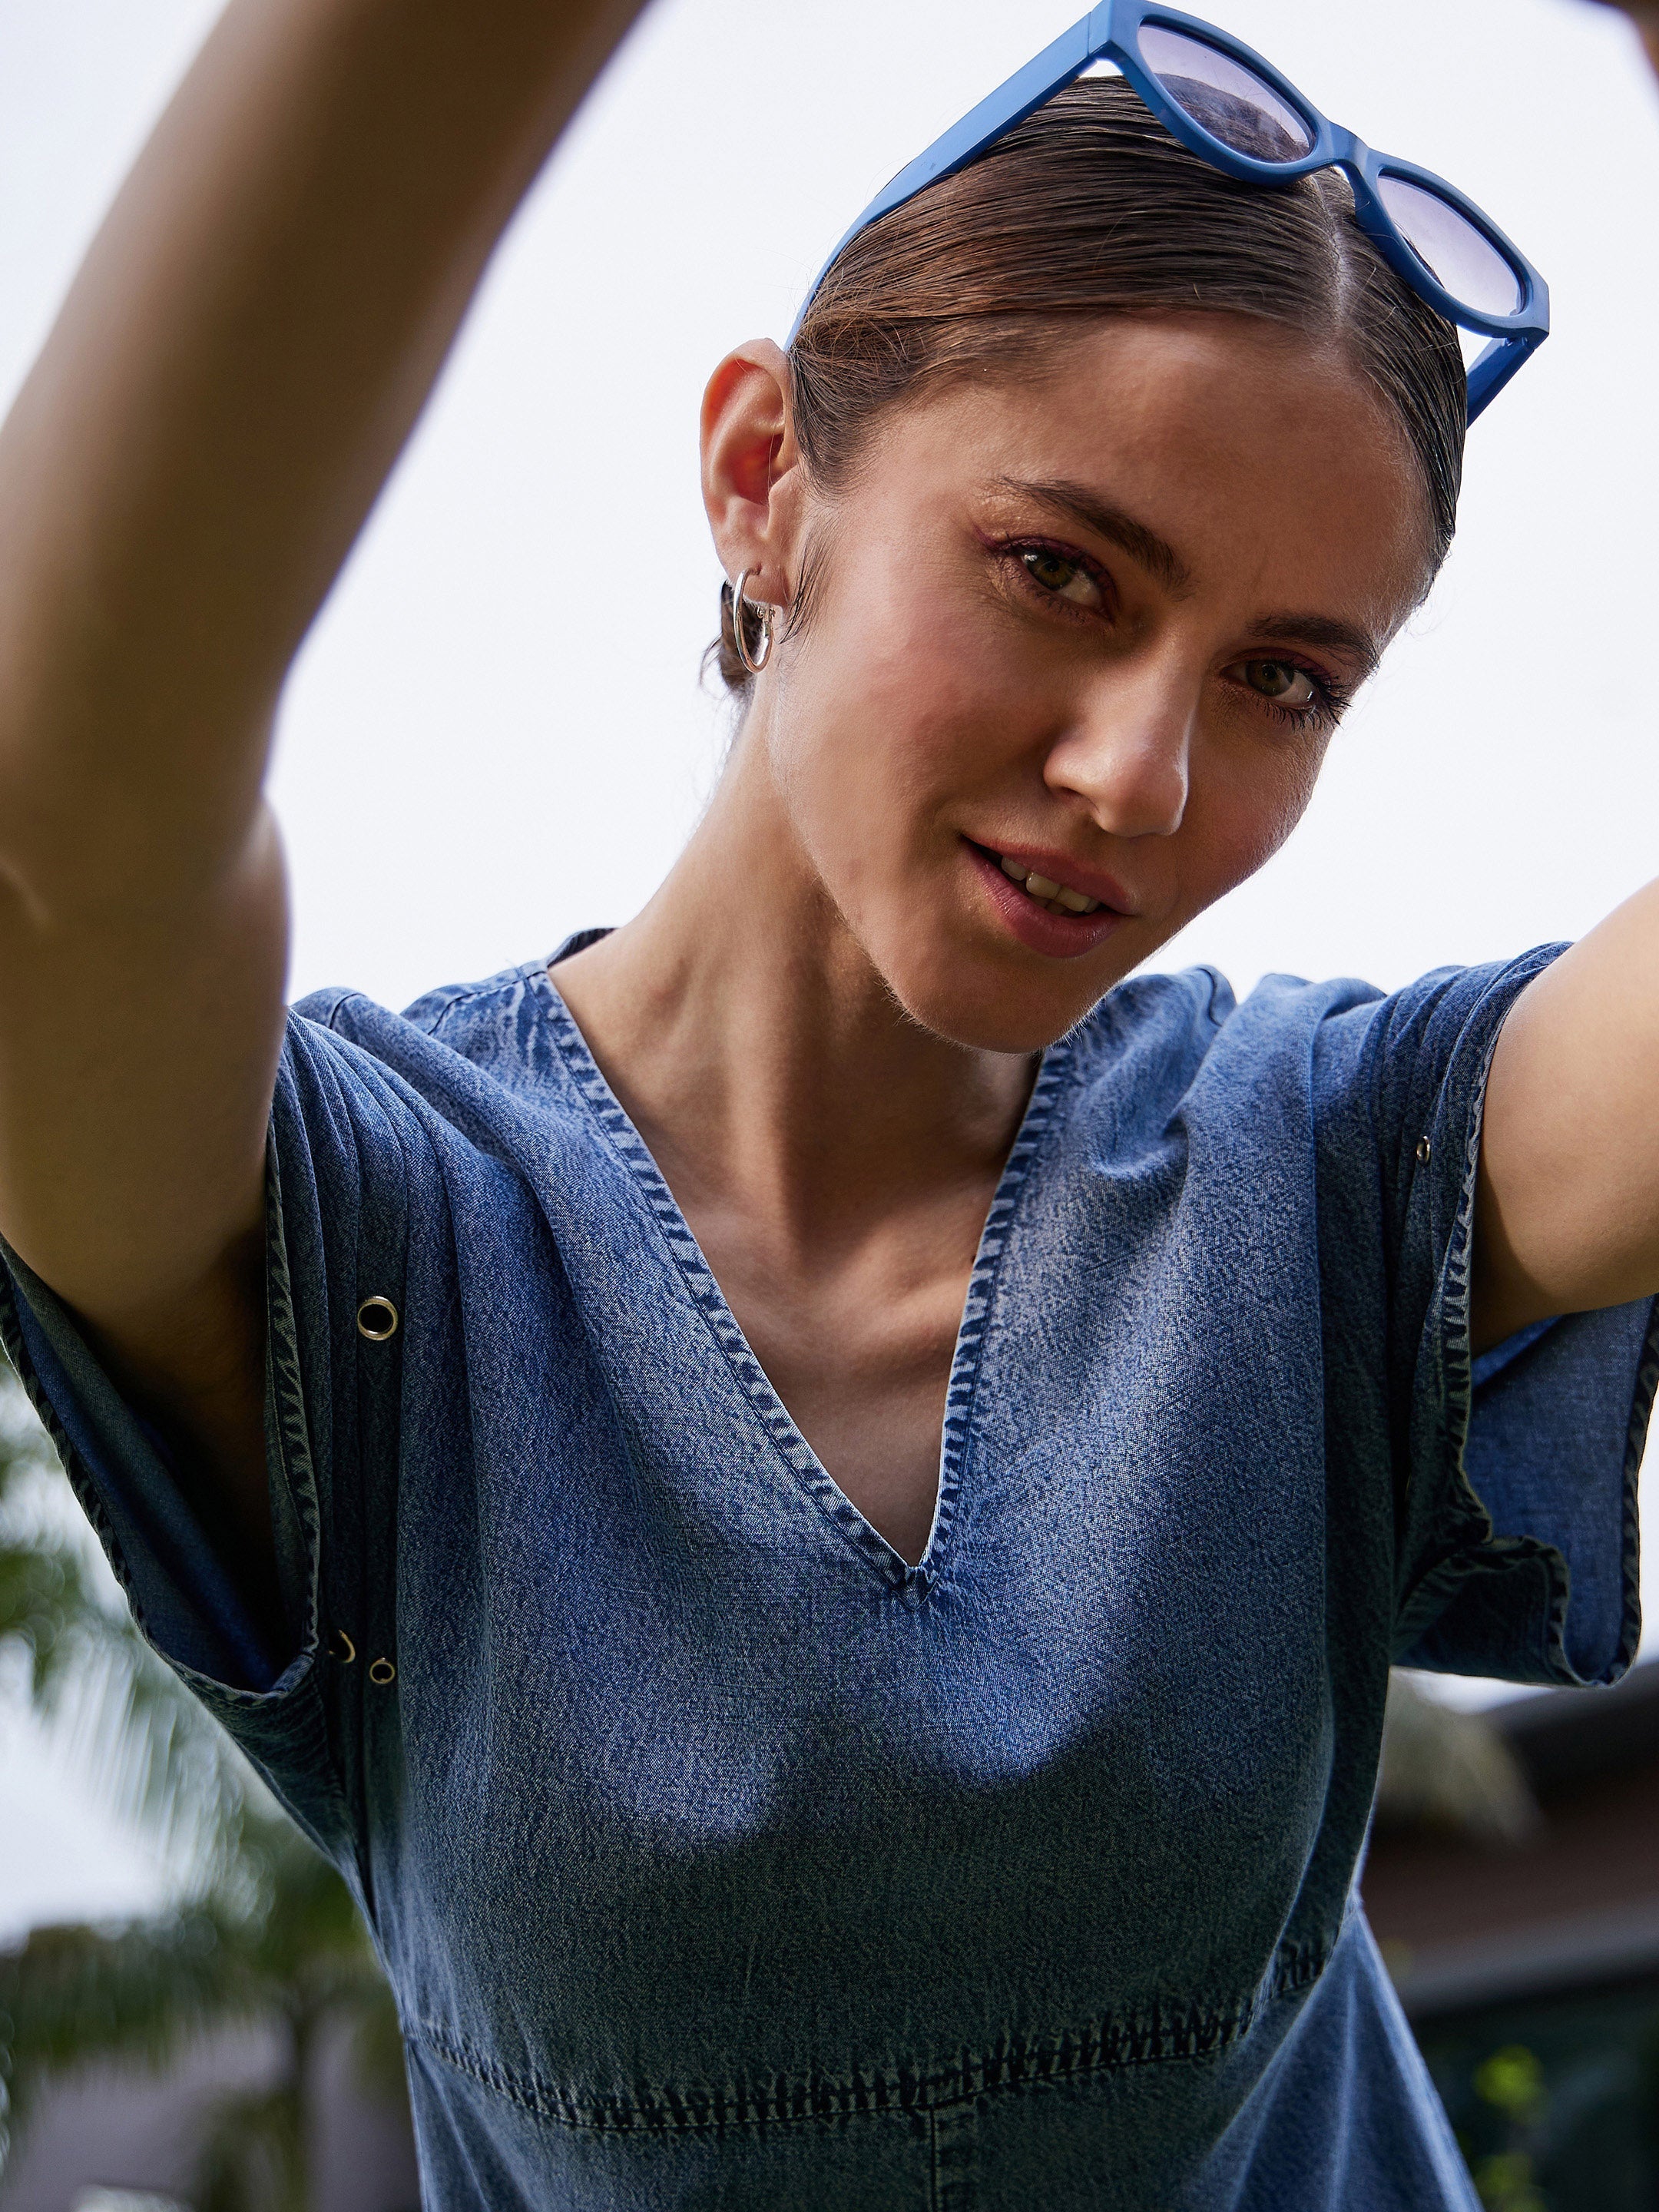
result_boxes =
[789,0,1550,424]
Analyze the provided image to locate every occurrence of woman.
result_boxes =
[0,1,1652,2205]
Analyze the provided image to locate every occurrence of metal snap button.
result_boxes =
[368,1656,397,1686]
[356,1296,399,1342]
[326,1628,357,1664]
[1415,1136,1432,1165]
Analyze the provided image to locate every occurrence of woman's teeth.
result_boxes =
[997,853,1101,916]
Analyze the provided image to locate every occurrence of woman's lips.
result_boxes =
[962,839,1133,960]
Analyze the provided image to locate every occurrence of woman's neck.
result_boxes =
[550,733,1036,1263]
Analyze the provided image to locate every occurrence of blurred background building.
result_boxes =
[1,2033,418,2212]
[1368,1667,1659,2211]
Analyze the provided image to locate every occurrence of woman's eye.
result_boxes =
[1020,548,1102,609]
[1235,658,1319,712]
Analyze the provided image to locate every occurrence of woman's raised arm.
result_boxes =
[1475,876,1659,1349]
[0,0,647,1615]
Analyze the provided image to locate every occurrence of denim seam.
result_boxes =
[0,1200,326,1717]
[316,987,367,1035]
[931,1037,1081,1571]
[253,1134,326,1707]
[1389,1000,1512,1661]
[528,965,861,1552]
[0,1278,160,1652]
[526,959,1075,1594]
[1390,948,1647,1685]
[409,979,493,1041]
[409,1945,1330,2135]
[1617,1304,1659,1677]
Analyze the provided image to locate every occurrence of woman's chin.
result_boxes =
[850,841,1167,1052]
[878,936,1132,1057]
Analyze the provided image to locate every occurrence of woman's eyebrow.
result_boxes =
[995,475,1194,594]
[1252,611,1382,680]
[995,478,1383,674]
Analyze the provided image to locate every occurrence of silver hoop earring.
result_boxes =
[731,568,774,676]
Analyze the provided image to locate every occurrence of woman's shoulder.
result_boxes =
[1059,962,1472,1149]
[1071,954,1561,1069]
[1064,950,1567,1154]
[293,954,540,1039]
[283,955,586,1141]
[1068,962,1386,1076]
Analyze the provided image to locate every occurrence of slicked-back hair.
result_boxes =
[715,76,1465,690]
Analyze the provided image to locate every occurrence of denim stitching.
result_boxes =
[0,1154,325,1714]
[411,1942,1330,2135]
[1617,1309,1659,1681]
[1392,958,1645,1685]
[527,959,1076,1594]
[931,1038,1081,1571]
[262,1136,323,1664]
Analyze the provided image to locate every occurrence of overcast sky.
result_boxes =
[2,0,1657,1930]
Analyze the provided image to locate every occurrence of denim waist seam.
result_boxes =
[409,1943,1332,2135]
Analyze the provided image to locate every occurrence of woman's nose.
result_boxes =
[1042,664,1194,840]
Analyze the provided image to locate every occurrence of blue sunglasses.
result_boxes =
[789,1,1549,424]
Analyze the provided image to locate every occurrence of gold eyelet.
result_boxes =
[326,1628,356,1665]
[368,1656,397,1686]
[356,1296,399,1343]
[1416,1136,1432,1165]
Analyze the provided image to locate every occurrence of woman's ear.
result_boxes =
[700,340,803,610]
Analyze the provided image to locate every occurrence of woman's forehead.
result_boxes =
[858,319,1436,625]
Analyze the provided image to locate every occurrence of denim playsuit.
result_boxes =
[2,938,1651,2210]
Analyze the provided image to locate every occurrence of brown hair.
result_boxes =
[715,75,1465,691]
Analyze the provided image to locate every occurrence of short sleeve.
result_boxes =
[1316,948,1655,1687]
[0,998,422,1853]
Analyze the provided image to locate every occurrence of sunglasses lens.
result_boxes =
[1137,26,1315,163]
[1373,174,1523,316]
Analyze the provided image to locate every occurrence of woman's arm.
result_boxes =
[0,0,647,1622]
[1475,876,1659,1348]
[1476,15,1658,1343]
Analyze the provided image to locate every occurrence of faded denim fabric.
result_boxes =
[3,939,1653,2212]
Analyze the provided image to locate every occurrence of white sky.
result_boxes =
[1,0,1657,1927]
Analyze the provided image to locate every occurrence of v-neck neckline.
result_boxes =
[527,946,1078,1595]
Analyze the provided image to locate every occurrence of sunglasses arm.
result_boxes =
[1464,329,1547,425]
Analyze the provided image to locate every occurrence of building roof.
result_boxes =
[1364,1662,1659,2018]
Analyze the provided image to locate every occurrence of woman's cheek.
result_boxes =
[1187,753,1323,912]
[770,694,926,929]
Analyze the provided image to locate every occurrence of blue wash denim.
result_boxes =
[3,939,1653,2211]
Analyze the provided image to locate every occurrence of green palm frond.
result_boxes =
[2,1567,254,1889]
[194,2075,307,2212]
[0,1899,273,2137]
[0,1538,88,1696]
[249,1825,378,1985]
[0,1363,409,2197]
[0,1830,406,2162]
[0,1391,268,1888]
[55,1632,257,1884]
[0,1383,61,1515]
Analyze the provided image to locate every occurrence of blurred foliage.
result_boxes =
[0,1366,405,2210]
[1471,2149,1548,2212]
[1376,1681,1564,2205]
[1424,1988,1659,2212]
[1476,2045,1548,2126]
[1469,2046,1550,2212]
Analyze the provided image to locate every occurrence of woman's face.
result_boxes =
[713,316,1434,1055]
